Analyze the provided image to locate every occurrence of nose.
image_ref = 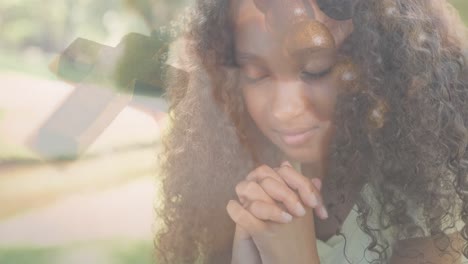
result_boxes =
[271,81,309,122]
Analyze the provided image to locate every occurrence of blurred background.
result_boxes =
[0,0,190,263]
[0,1,466,264]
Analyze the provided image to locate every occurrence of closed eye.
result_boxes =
[300,67,332,81]
[240,64,269,83]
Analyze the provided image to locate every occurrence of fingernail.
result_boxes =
[281,160,292,167]
[281,212,293,223]
[307,193,318,208]
[295,202,306,216]
[319,206,329,219]
[311,178,322,191]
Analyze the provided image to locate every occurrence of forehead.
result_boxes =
[230,0,280,55]
[230,0,263,24]
[230,0,353,54]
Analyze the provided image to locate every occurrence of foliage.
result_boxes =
[452,0,468,24]
[0,240,154,264]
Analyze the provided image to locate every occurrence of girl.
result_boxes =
[156,0,468,263]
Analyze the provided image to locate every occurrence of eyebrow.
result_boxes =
[233,24,272,63]
[235,47,336,71]
[234,51,265,65]
[290,46,333,58]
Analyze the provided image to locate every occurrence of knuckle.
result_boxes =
[235,181,246,195]
[258,176,274,186]
[276,166,295,182]
[246,170,256,180]
[258,177,279,194]
[294,175,312,192]
[276,165,287,173]
[247,201,261,215]
[238,208,250,222]
[277,165,292,177]
[245,181,260,193]
[273,185,296,204]
[233,207,249,224]
[249,200,261,210]
[305,180,316,193]
[227,202,240,222]
[255,164,271,175]
[260,177,285,193]
[249,201,268,218]
[233,210,247,224]
[284,191,300,205]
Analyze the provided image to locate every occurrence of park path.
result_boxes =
[0,72,166,246]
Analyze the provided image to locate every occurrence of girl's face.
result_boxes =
[231,0,354,164]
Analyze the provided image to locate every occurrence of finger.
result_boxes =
[256,176,307,217]
[310,178,328,219]
[235,180,275,205]
[311,177,322,191]
[244,165,305,216]
[246,164,285,184]
[277,162,329,219]
[244,200,293,224]
[235,180,295,222]
[277,162,321,207]
[226,200,266,234]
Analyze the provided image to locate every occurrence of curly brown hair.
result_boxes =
[154,0,468,263]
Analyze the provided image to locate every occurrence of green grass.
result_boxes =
[0,49,55,79]
[453,0,468,25]
[0,140,37,161]
[0,247,53,264]
[0,240,154,264]
[0,108,38,161]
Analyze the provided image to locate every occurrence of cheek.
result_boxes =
[242,87,266,122]
[241,86,275,136]
[304,78,339,121]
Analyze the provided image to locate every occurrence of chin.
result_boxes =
[283,146,321,164]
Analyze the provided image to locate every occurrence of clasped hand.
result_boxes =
[227,161,327,264]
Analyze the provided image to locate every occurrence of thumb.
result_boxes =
[232,225,262,264]
[234,225,251,241]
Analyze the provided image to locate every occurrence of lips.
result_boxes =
[277,127,319,146]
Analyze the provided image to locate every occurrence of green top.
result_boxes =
[291,162,464,263]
